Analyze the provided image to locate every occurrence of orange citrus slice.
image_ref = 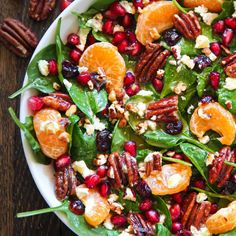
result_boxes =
[136,1,179,45]
[183,0,223,13]
[206,201,236,234]
[79,42,126,93]
[143,163,192,195]
[190,102,236,145]
[33,108,69,159]
[76,185,110,227]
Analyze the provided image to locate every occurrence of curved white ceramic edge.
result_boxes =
[19,0,95,235]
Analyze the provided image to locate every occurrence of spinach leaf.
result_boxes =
[219,228,236,236]
[117,191,140,213]
[178,87,196,114]
[141,83,161,100]
[17,200,119,236]
[71,124,97,167]
[8,108,50,165]
[156,224,171,236]
[177,38,198,56]
[92,0,116,10]
[92,30,112,42]
[67,115,80,154]
[218,87,236,114]
[215,0,234,22]
[122,54,137,70]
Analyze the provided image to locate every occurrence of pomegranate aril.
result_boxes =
[126,31,137,43]
[124,141,137,157]
[118,39,129,53]
[209,71,220,90]
[104,10,117,20]
[101,104,109,117]
[213,20,225,34]
[99,182,110,198]
[125,83,140,96]
[67,33,80,46]
[224,18,236,30]
[210,42,221,56]
[193,179,205,189]
[60,0,73,11]
[222,28,234,46]
[172,153,184,160]
[69,48,82,63]
[77,72,91,86]
[84,174,100,188]
[139,199,152,212]
[177,229,192,236]
[54,154,71,171]
[110,2,126,17]
[128,41,142,56]
[48,59,58,76]
[122,14,132,28]
[210,203,218,214]
[172,193,183,204]
[69,199,85,215]
[133,0,144,9]
[87,32,96,45]
[97,165,108,178]
[152,78,163,93]
[172,222,182,234]
[102,20,113,35]
[124,72,135,87]
[232,172,236,184]
[112,31,126,45]
[145,209,160,224]
[170,204,181,221]
[28,96,44,111]
[111,215,127,227]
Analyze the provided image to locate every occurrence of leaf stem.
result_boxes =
[224,160,236,168]
[8,107,25,130]
[9,82,32,99]
[172,0,189,14]
[184,136,214,153]
[162,156,192,166]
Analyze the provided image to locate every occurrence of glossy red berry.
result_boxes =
[104,10,117,20]
[48,59,58,76]
[28,96,44,111]
[101,105,109,117]
[122,14,132,28]
[97,165,108,178]
[69,48,82,63]
[125,83,140,96]
[172,222,182,234]
[210,203,218,214]
[193,179,205,189]
[60,0,73,11]
[87,32,96,45]
[170,204,181,221]
[152,78,163,93]
[84,174,100,188]
[99,182,110,198]
[111,215,127,227]
[222,28,234,46]
[124,72,135,87]
[210,42,221,56]
[139,199,153,211]
[172,193,183,204]
[224,18,236,30]
[67,33,80,46]
[117,39,129,53]
[102,20,113,35]
[110,2,126,17]
[213,20,225,34]
[172,153,184,160]
[128,41,142,56]
[112,31,127,45]
[209,71,220,90]
[126,31,137,43]
[54,154,71,171]
[124,141,137,157]
[145,209,160,224]
[69,200,85,215]
[77,72,91,86]
[133,0,144,9]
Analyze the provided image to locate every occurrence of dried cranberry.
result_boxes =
[128,41,142,56]
[28,96,44,111]
[193,55,211,72]
[84,174,100,188]
[113,31,127,45]
[97,165,108,178]
[172,222,182,234]
[111,215,127,227]
[224,18,236,30]
[152,78,163,92]
[133,0,144,9]
[135,180,152,198]
[200,95,214,104]
[210,42,221,56]
[48,59,58,76]
[60,0,73,11]
[210,203,218,214]
[102,20,113,35]
[172,193,183,204]
[110,2,126,17]
[124,141,137,157]
[122,14,132,28]
[54,154,71,171]
[165,121,183,135]
[209,71,220,90]
[96,129,112,153]
[67,33,80,46]
[69,48,82,63]
[163,28,182,46]
[145,209,160,224]
[170,204,181,221]
[139,199,152,211]
[62,60,79,78]
[117,39,129,53]
[124,72,135,87]
[99,182,110,198]
[222,28,234,46]
[213,20,225,34]
[69,199,85,215]
[125,84,140,96]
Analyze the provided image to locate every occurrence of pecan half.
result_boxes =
[0,18,38,57]
[221,52,236,78]
[108,152,139,188]
[127,213,155,236]
[29,0,56,21]
[209,147,235,188]
[145,95,179,123]
[42,95,72,111]
[55,166,78,201]
[173,11,201,40]
[145,152,162,177]
[135,43,171,83]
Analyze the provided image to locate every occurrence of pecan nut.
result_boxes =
[144,152,162,177]
[29,0,56,21]
[108,152,139,188]
[0,18,38,57]
[173,11,201,40]
[145,95,179,123]
[55,166,78,200]
[127,213,155,236]
[209,147,235,188]
[135,43,171,83]
[221,52,236,78]
[42,95,72,112]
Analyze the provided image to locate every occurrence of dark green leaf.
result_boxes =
[92,30,112,42]
[156,224,171,236]
[67,115,80,154]
[92,0,116,10]
[122,54,137,70]
[219,228,236,236]
[136,149,153,162]
[178,87,196,113]
[177,38,198,56]
[215,0,234,22]
[117,191,140,213]
[162,156,192,166]
[218,87,236,114]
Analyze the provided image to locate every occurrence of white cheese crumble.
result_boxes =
[181,55,195,69]
[196,193,208,203]
[103,215,114,230]
[93,117,106,131]
[198,108,211,120]
[72,160,95,178]
[63,79,72,90]
[233,1,236,18]
[190,225,212,236]
[224,77,236,90]
[84,123,95,135]
[78,66,88,73]
[202,13,218,25]
[206,153,215,166]
[39,120,60,134]
[137,90,153,96]
[75,185,90,198]
[108,194,119,204]
[77,28,90,51]
[167,174,182,188]
[194,5,208,15]
[86,13,103,32]
[120,1,136,14]
[136,102,147,118]
[123,188,136,201]
[113,24,125,33]
[199,135,210,144]
[38,60,49,76]
[173,81,187,95]
[171,45,181,60]
[159,214,166,224]
[195,35,210,49]
[187,105,195,114]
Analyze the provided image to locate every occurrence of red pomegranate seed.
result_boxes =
[172,153,184,160]
[87,32,96,45]
[209,71,220,90]
[145,209,160,224]
[210,42,221,56]
[67,33,80,46]
[128,41,142,56]
[133,0,144,9]
[222,28,234,46]
[210,203,218,214]
[69,48,82,63]
[170,204,181,221]
[60,0,73,11]
[139,199,153,211]
[124,72,135,87]
[112,31,127,45]
[84,174,100,188]
[213,20,225,34]
[172,222,182,234]
[54,154,71,171]
[110,2,126,17]
[126,31,137,43]
[48,59,58,76]
[172,193,183,204]
[28,96,44,111]
[77,72,91,86]
[102,20,113,35]
[99,182,110,198]
[124,141,137,156]
[152,78,163,93]
[104,10,117,20]
[118,39,129,53]
[69,200,85,215]
[224,17,236,30]
[101,104,109,117]
[193,179,205,189]
[122,14,132,28]
[97,165,108,178]
[125,83,140,96]
[111,215,127,227]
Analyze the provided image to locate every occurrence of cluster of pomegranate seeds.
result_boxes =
[139,199,153,211]
[209,71,220,90]
[60,0,73,11]
[145,209,160,224]
[126,83,141,96]
[152,78,163,93]
[84,174,100,188]
[99,182,110,198]
[124,141,137,156]
[111,215,127,227]
[28,96,44,111]
[69,199,85,215]
[54,154,71,171]
[123,72,141,96]
[76,71,91,86]
[48,59,58,76]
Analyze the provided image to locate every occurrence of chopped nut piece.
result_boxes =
[66,104,77,117]
[221,52,236,78]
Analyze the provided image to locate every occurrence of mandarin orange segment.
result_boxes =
[33,108,69,159]
[206,201,236,234]
[76,186,110,227]
[190,102,236,145]
[143,163,192,195]
[183,0,223,13]
[79,42,126,93]
[135,1,179,45]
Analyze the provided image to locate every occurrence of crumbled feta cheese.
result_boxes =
[77,28,90,51]
[171,45,181,60]
[146,120,157,131]
[173,81,187,95]
[202,13,218,25]
[156,69,165,79]
[40,121,60,134]
[86,13,103,32]
[199,135,210,144]
[167,174,182,188]
[103,215,114,230]
[198,108,211,120]
[136,121,148,134]
[169,60,177,66]
[159,214,166,224]
[195,35,210,49]
[137,90,153,96]
[190,225,212,236]
[53,82,61,90]
[224,77,236,90]
[206,153,215,166]
[84,123,95,135]
[150,27,160,40]
[181,55,195,69]
[78,66,88,73]
[136,102,147,118]
[119,232,133,236]
[75,185,90,198]
[93,117,106,131]
[196,193,208,203]
[124,188,136,201]
[110,202,124,214]
[72,161,95,178]
[194,6,208,15]
[181,96,186,101]
[63,79,72,90]
[94,154,108,166]
[113,24,125,33]
[233,1,236,18]
[187,105,195,114]
[38,60,49,76]
[208,52,217,61]
[120,1,136,14]
[108,194,119,204]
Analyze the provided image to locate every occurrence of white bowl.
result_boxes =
[20,0,95,234]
